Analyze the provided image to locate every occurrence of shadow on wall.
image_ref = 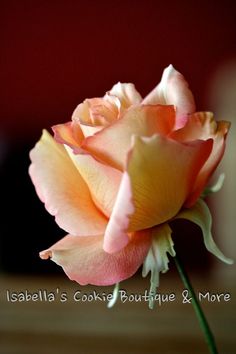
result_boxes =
[0,136,64,275]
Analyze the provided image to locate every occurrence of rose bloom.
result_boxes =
[29,65,232,290]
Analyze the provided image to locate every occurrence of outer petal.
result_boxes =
[82,105,176,170]
[103,172,135,253]
[103,134,213,253]
[39,230,152,286]
[108,82,142,109]
[29,130,108,236]
[127,135,213,230]
[70,152,122,217]
[143,65,196,129]
[170,112,230,206]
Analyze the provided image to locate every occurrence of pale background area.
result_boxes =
[208,60,236,280]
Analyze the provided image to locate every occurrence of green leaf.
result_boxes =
[175,199,233,265]
[142,223,175,309]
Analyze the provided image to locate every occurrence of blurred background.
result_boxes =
[0,0,235,353]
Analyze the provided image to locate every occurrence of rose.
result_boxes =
[29,65,231,288]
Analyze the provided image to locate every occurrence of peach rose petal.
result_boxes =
[127,135,213,230]
[103,172,135,253]
[71,153,122,217]
[142,65,196,129]
[82,105,176,170]
[104,135,213,254]
[108,82,142,109]
[72,100,92,126]
[72,101,103,138]
[84,97,119,124]
[39,230,152,286]
[71,95,121,138]
[170,112,231,206]
[53,122,84,150]
[29,130,108,236]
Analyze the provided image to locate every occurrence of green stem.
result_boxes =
[174,255,218,354]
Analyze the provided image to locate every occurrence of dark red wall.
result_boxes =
[1,0,236,141]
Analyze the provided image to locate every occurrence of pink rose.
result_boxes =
[29,65,231,287]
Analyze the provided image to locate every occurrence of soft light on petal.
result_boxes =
[108,82,142,109]
[29,130,108,236]
[126,135,212,231]
[82,105,176,170]
[103,172,134,253]
[69,152,122,217]
[86,97,119,124]
[52,122,84,150]
[175,199,233,264]
[143,65,196,129]
[103,134,212,254]
[39,230,152,286]
[72,101,103,137]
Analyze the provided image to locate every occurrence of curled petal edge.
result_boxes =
[39,230,152,286]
